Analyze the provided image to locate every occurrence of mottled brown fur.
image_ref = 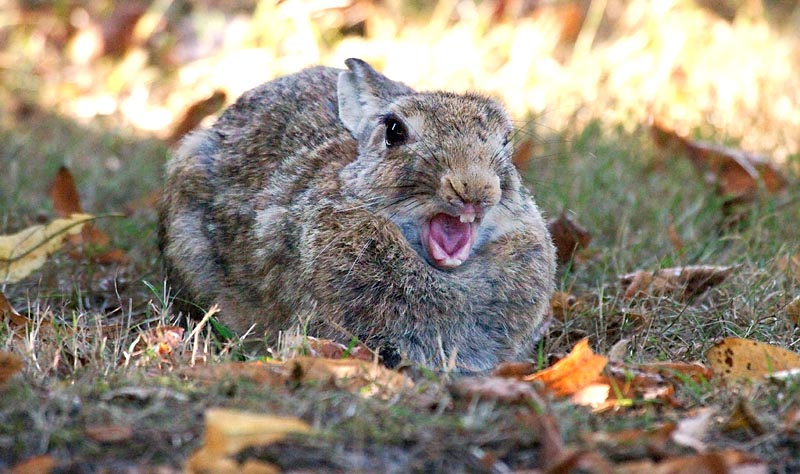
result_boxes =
[159,59,556,372]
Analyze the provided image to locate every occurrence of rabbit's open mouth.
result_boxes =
[422,212,480,269]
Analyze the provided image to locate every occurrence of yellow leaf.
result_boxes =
[706,337,800,383]
[186,408,310,474]
[0,213,94,283]
[203,408,311,456]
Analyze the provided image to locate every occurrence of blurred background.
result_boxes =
[1,0,799,161]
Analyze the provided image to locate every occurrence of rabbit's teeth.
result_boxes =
[459,214,475,223]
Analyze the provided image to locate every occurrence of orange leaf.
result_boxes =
[706,337,800,383]
[525,338,607,397]
[168,90,227,144]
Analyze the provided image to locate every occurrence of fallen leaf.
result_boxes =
[0,351,24,384]
[525,338,607,397]
[49,166,128,264]
[621,265,734,300]
[636,361,713,384]
[0,290,28,328]
[300,336,374,361]
[671,408,714,452]
[10,455,56,474]
[492,361,537,378]
[85,424,134,443]
[775,253,800,280]
[547,213,592,265]
[512,138,534,171]
[287,356,412,398]
[186,408,311,474]
[586,423,674,460]
[616,449,767,474]
[168,90,227,143]
[131,325,186,367]
[786,295,800,326]
[450,376,547,405]
[706,337,800,383]
[721,398,766,436]
[550,291,583,321]
[0,213,93,283]
[651,120,786,202]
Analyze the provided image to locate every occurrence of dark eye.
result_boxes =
[384,116,408,147]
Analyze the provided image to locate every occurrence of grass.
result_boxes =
[1,103,798,472]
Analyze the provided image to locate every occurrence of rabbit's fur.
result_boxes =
[159,58,556,372]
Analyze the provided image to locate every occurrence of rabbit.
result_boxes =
[159,58,556,372]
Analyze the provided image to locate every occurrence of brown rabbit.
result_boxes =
[159,58,556,372]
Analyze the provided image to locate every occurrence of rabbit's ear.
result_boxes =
[338,58,412,138]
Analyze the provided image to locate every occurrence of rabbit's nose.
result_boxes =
[440,171,502,211]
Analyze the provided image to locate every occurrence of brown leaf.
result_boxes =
[525,338,607,398]
[670,408,714,452]
[133,325,186,365]
[50,166,83,216]
[635,361,713,384]
[621,265,734,300]
[776,253,800,280]
[168,90,227,144]
[547,213,591,265]
[706,337,800,383]
[586,423,674,460]
[0,290,28,329]
[616,449,766,474]
[48,166,128,264]
[786,295,800,326]
[85,424,134,443]
[651,120,786,202]
[492,361,536,378]
[450,376,547,405]
[512,138,534,171]
[10,455,57,474]
[550,291,583,321]
[721,398,766,436]
[301,336,374,361]
[0,351,24,385]
[287,356,412,398]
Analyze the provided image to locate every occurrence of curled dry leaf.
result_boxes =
[615,449,767,474]
[706,337,800,383]
[10,455,57,474]
[550,291,583,321]
[491,361,537,378]
[85,424,134,443]
[287,356,412,398]
[721,398,766,436]
[670,408,714,452]
[621,265,734,300]
[547,212,592,265]
[0,290,28,329]
[0,213,93,283]
[186,408,311,474]
[132,325,186,366]
[651,120,787,202]
[49,166,128,264]
[0,351,24,385]
[585,423,674,460]
[300,336,374,361]
[786,295,800,326]
[168,90,227,144]
[524,338,607,398]
[450,376,547,405]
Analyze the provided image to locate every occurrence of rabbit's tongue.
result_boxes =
[428,213,475,267]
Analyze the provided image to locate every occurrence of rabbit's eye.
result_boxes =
[384,117,408,147]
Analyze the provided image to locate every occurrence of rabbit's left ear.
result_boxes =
[338,58,413,139]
